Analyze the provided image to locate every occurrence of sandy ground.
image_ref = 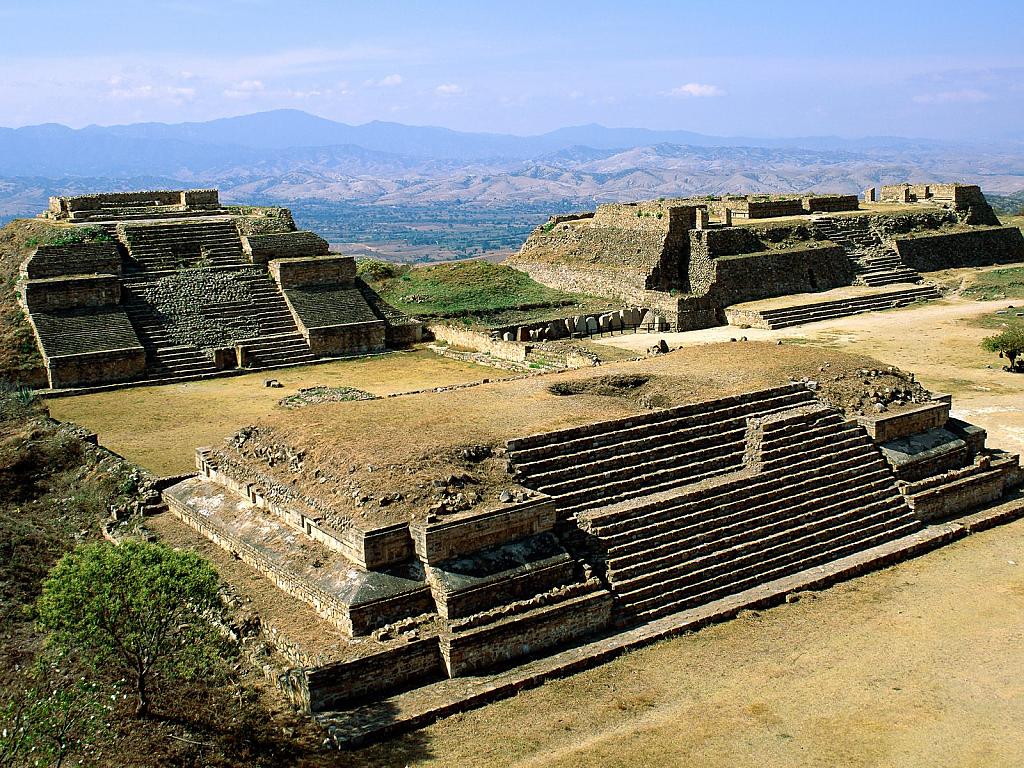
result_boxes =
[594,295,1024,456]
[351,516,1024,767]
[46,349,492,476]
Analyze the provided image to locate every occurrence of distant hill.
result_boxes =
[3,110,1024,258]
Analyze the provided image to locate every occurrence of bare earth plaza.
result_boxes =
[4,181,1023,760]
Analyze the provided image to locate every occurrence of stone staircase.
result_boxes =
[121,269,315,379]
[118,219,247,272]
[725,285,940,330]
[237,332,318,369]
[813,216,921,287]
[573,402,920,623]
[507,385,818,520]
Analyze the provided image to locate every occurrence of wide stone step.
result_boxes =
[525,426,747,488]
[605,465,896,574]
[593,437,887,540]
[516,394,814,479]
[507,385,811,455]
[557,452,748,519]
[617,504,918,617]
[511,389,815,468]
[608,480,903,588]
[536,438,745,498]
[625,519,921,623]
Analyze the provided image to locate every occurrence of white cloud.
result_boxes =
[435,83,464,96]
[367,73,403,87]
[107,76,196,104]
[913,89,991,104]
[668,82,724,98]
[223,79,265,99]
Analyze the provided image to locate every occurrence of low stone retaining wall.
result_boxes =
[410,499,557,563]
[858,401,950,443]
[243,231,330,264]
[428,324,528,363]
[893,226,1024,272]
[269,255,357,288]
[296,638,446,713]
[46,347,147,389]
[23,242,122,279]
[439,589,612,676]
[22,274,121,311]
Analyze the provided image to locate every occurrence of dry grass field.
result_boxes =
[46,349,491,476]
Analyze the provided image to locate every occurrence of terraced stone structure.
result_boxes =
[506,184,1024,331]
[19,189,421,388]
[162,353,1022,731]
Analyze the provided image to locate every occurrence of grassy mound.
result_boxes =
[357,258,591,318]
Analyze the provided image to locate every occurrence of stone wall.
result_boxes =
[428,324,529,363]
[269,256,356,288]
[45,347,147,389]
[857,401,950,443]
[22,275,120,311]
[243,231,330,265]
[439,590,612,676]
[893,227,1024,272]
[410,499,557,564]
[726,198,805,219]
[305,323,387,356]
[802,195,859,213]
[47,189,219,218]
[230,208,297,236]
[699,244,854,306]
[23,242,122,279]
[300,638,446,712]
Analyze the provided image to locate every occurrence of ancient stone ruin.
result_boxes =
[161,354,1023,744]
[18,189,421,389]
[506,184,1024,331]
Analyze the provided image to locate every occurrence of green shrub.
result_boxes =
[37,540,222,717]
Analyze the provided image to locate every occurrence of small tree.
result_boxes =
[36,540,221,717]
[982,327,1024,371]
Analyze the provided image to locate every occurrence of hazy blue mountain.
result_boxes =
[0,109,974,175]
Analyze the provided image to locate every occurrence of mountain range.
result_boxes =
[2,109,1023,224]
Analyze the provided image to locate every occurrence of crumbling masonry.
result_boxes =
[18,189,422,389]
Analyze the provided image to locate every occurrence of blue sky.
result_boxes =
[1,0,1022,138]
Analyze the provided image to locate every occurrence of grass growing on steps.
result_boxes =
[358,258,601,318]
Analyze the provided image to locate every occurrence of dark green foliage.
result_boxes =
[36,541,223,717]
[981,327,1024,370]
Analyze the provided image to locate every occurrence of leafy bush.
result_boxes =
[356,258,406,281]
[37,541,223,717]
[982,327,1024,371]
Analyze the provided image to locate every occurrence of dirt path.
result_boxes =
[594,296,1024,454]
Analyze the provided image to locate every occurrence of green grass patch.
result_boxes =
[966,307,1024,332]
[961,266,1024,301]
[358,258,601,319]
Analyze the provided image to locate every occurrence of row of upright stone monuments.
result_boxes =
[497,306,668,343]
